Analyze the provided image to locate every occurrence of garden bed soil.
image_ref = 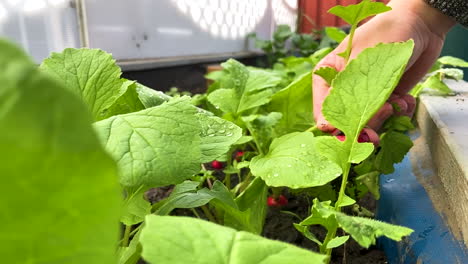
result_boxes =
[145,178,387,264]
[263,193,387,264]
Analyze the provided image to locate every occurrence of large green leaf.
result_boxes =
[328,0,391,26]
[0,39,120,263]
[197,111,243,162]
[250,132,342,188]
[94,98,202,187]
[223,177,268,234]
[140,216,327,264]
[135,83,170,108]
[375,131,413,174]
[121,187,151,226]
[207,59,281,115]
[40,48,125,120]
[102,80,145,119]
[267,72,314,135]
[316,41,414,168]
[94,98,241,188]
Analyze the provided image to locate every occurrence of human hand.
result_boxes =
[313,0,455,142]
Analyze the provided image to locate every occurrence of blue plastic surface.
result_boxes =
[376,152,468,263]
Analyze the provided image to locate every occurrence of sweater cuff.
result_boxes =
[425,0,468,27]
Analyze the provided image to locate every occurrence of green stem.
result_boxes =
[343,24,357,64]
[191,208,202,219]
[201,205,217,223]
[239,172,253,193]
[322,163,352,262]
[122,225,132,247]
[335,163,351,210]
[305,125,318,133]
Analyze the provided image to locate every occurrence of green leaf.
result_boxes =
[242,112,283,154]
[356,171,380,199]
[438,56,468,68]
[95,97,241,188]
[267,72,315,135]
[118,231,142,264]
[225,177,268,234]
[325,27,347,43]
[102,80,145,118]
[234,135,253,145]
[140,216,327,264]
[409,83,424,97]
[328,0,391,26]
[326,236,350,249]
[294,224,323,246]
[207,59,281,115]
[197,112,243,162]
[94,98,202,187]
[436,68,464,80]
[300,200,338,231]
[155,181,237,216]
[135,83,170,108]
[317,41,414,167]
[335,214,412,248]
[121,187,151,226]
[375,131,413,174]
[314,66,338,86]
[0,39,120,263]
[383,116,414,132]
[40,48,125,120]
[250,132,342,188]
[338,194,356,207]
[311,200,413,248]
[422,74,453,95]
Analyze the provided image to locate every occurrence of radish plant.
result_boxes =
[5,1,467,263]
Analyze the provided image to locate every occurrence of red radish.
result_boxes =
[235,151,244,161]
[267,195,288,207]
[267,196,278,207]
[277,195,288,206]
[211,160,223,170]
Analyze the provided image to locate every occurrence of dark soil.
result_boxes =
[263,193,387,264]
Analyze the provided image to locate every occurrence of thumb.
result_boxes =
[313,52,346,132]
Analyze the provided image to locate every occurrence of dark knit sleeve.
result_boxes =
[425,0,468,26]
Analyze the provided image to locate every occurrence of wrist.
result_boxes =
[389,0,456,39]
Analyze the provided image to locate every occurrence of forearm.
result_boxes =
[389,0,456,38]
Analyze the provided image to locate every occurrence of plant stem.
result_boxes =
[122,225,132,247]
[305,125,318,133]
[335,163,351,210]
[343,25,357,64]
[321,163,352,262]
[201,205,217,223]
[191,208,202,219]
[239,171,253,193]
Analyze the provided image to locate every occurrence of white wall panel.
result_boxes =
[0,0,80,63]
[84,0,297,61]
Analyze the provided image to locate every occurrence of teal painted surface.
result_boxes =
[441,25,468,80]
[376,132,468,263]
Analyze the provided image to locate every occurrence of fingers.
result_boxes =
[360,128,380,146]
[367,102,394,131]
